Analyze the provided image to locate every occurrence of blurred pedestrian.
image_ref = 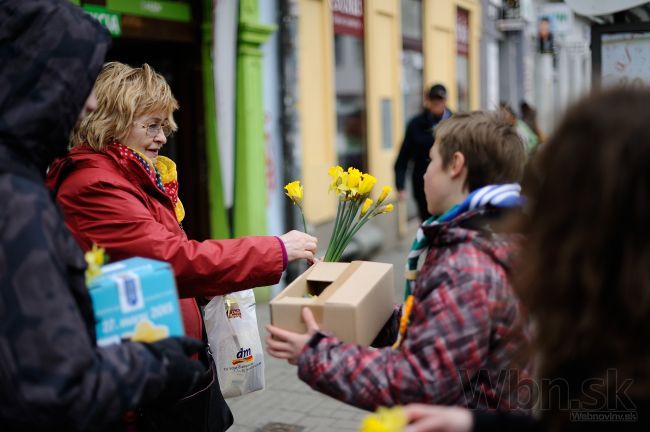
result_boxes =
[520,101,543,148]
[500,102,539,154]
[395,84,453,221]
[0,1,208,430]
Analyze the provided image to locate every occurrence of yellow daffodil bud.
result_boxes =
[358,173,377,195]
[85,244,106,267]
[85,244,107,285]
[377,185,391,204]
[284,180,303,205]
[328,165,344,179]
[359,407,407,432]
[360,198,373,217]
[377,203,394,215]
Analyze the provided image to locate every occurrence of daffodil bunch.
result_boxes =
[325,166,393,262]
[284,180,307,232]
[85,244,109,285]
[359,407,407,432]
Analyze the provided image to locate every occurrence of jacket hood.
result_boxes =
[46,145,100,192]
[0,0,110,176]
[422,207,519,269]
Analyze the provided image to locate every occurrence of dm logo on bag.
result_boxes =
[231,346,254,365]
[115,273,144,313]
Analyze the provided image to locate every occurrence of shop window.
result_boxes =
[332,0,367,171]
[456,8,470,112]
[401,0,423,124]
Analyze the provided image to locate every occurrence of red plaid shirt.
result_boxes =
[297,208,531,412]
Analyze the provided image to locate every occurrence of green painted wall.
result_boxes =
[201,0,230,240]
[233,0,276,301]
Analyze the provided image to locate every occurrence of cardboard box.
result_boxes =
[88,257,185,347]
[270,261,394,345]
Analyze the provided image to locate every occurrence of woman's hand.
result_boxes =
[266,307,320,365]
[279,230,317,262]
[403,404,473,432]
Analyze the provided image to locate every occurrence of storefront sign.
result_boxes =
[84,5,122,37]
[331,0,364,38]
[106,0,191,23]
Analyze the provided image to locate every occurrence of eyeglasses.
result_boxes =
[134,121,173,138]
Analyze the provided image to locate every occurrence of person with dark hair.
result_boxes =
[266,111,530,413]
[499,101,540,153]
[394,84,453,221]
[520,101,543,148]
[0,1,208,430]
[401,87,650,431]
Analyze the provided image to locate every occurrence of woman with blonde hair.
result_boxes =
[46,62,317,431]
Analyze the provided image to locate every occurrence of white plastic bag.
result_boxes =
[203,289,265,398]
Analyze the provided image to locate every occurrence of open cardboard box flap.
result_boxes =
[270,260,394,345]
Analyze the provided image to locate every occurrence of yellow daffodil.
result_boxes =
[336,172,351,196]
[377,185,392,204]
[284,180,304,207]
[359,407,407,432]
[328,165,344,192]
[284,180,308,232]
[376,203,394,215]
[358,173,377,195]
[85,244,108,285]
[347,167,362,197]
[360,198,373,217]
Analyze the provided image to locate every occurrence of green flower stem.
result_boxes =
[330,198,355,261]
[330,199,362,261]
[325,198,345,261]
[300,211,307,233]
[334,209,370,261]
[330,197,378,261]
[332,211,374,260]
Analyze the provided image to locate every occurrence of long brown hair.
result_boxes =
[516,88,650,423]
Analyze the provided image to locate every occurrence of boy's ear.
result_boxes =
[449,151,466,178]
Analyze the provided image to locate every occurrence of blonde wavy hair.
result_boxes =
[72,62,179,151]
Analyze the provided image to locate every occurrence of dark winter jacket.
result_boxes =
[297,207,531,412]
[394,108,453,193]
[0,1,168,430]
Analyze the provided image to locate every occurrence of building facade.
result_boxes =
[292,0,482,245]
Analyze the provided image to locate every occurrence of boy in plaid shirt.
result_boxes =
[267,111,531,412]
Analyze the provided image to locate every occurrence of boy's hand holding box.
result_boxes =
[270,261,394,345]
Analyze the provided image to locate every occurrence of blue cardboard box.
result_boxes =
[88,257,185,347]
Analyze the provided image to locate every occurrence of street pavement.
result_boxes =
[227,219,419,432]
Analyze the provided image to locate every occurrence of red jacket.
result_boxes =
[46,144,285,340]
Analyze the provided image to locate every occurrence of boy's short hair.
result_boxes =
[72,62,178,151]
[435,111,526,191]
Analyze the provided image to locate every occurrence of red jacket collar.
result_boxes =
[47,144,174,209]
